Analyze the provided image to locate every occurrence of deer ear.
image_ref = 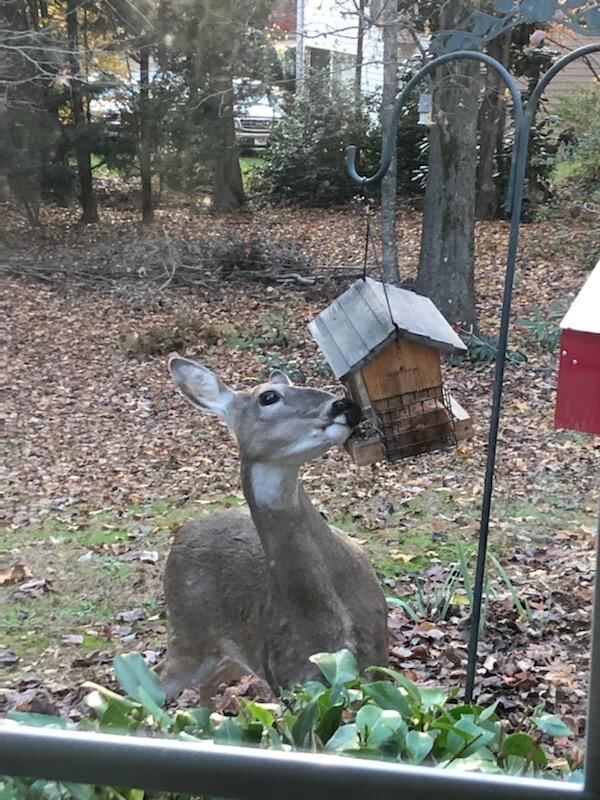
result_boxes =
[270,369,293,386]
[169,357,235,418]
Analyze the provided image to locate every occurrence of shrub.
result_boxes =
[255,73,428,207]
[256,74,379,206]
[2,648,578,800]
[552,86,600,205]
[517,301,568,353]
[448,329,526,365]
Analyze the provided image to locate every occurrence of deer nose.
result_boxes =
[331,398,363,428]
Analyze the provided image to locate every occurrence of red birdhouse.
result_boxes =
[555,261,600,435]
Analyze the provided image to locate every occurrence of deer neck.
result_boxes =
[240,461,329,562]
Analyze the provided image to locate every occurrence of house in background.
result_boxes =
[272,0,422,98]
[540,27,599,104]
[271,1,598,104]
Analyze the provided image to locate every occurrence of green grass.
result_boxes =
[335,491,593,582]
[0,495,245,678]
[239,155,263,192]
[1,490,593,681]
[551,158,583,184]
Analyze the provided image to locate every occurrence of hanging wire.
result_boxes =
[361,189,370,283]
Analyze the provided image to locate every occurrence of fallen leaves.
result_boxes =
[0,650,19,668]
[213,674,276,716]
[1,201,597,767]
[116,607,145,623]
[10,578,53,600]
[10,687,60,716]
[390,551,416,563]
[0,562,32,586]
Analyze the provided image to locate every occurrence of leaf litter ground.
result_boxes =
[1,198,598,768]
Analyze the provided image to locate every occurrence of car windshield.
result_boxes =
[233,82,283,117]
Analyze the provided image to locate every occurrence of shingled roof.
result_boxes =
[308,277,467,380]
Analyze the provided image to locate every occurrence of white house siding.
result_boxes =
[543,29,600,104]
[288,3,598,105]
[299,0,384,94]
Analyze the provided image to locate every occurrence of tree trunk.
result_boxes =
[380,0,399,285]
[139,45,154,223]
[66,0,98,223]
[355,0,365,105]
[211,73,245,213]
[416,0,479,329]
[296,0,305,92]
[476,30,512,220]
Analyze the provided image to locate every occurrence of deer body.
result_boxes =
[162,358,388,702]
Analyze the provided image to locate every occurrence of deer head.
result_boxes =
[168,356,362,466]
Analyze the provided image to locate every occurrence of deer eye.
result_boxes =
[259,390,281,407]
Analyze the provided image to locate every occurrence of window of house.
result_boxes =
[309,47,331,74]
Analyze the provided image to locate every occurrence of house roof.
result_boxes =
[307,277,467,380]
[561,261,600,335]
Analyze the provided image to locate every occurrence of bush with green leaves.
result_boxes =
[255,74,379,206]
[255,72,428,207]
[448,329,526,365]
[552,86,600,203]
[1,649,578,799]
[517,301,568,353]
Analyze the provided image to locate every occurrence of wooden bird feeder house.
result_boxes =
[555,261,600,435]
[308,278,472,466]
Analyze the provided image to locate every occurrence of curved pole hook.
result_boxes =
[348,43,600,212]
[346,50,524,190]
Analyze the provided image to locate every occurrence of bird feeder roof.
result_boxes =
[308,277,467,380]
[560,261,600,335]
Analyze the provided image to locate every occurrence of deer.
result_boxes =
[162,356,388,703]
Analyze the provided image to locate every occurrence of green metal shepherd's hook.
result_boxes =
[346,43,600,704]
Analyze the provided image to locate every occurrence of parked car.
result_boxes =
[233,85,283,149]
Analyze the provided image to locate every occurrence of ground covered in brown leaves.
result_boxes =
[1,196,598,768]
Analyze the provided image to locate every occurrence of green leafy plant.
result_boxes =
[388,546,533,632]
[255,73,379,207]
[449,329,526,365]
[2,648,576,800]
[517,301,568,353]
[552,86,600,206]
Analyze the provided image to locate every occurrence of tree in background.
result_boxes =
[476,24,557,220]
[2,0,597,232]
[66,0,98,223]
[416,0,480,329]
[476,28,513,220]
[416,0,598,326]
[108,0,159,223]
[154,0,278,212]
[380,0,399,284]
[2,0,280,220]
[1,1,71,224]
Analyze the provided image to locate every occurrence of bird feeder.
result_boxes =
[308,277,472,466]
[555,261,600,435]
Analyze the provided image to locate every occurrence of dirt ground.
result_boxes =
[1,197,598,767]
